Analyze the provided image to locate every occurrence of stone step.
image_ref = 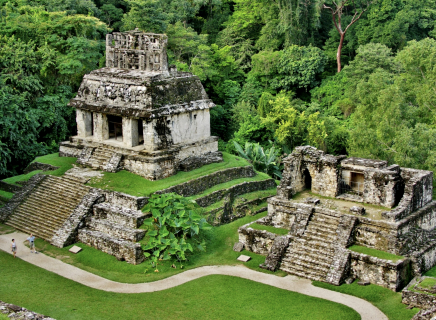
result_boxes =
[30,190,87,204]
[294,237,334,250]
[38,180,90,193]
[12,206,69,225]
[88,218,146,242]
[281,256,331,274]
[302,232,336,244]
[288,246,335,262]
[280,265,325,282]
[311,214,340,226]
[306,222,338,235]
[5,220,53,240]
[282,251,332,269]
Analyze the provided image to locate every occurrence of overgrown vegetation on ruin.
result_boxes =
[2,0,436,185]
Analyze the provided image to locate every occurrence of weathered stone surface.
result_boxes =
[403,277,436,309]
[233,242,244,252]
[93,202,148,228]
[78,228,145,264]
[0,301,55,320]
[50,189,105,248]
[101,190,148,210]
[87,218,145,242]
[357,280,370,286]
[350,206,366,215]
[238,221,279,255]
[0,180,21,193]
[304,197,320,205]
[350,251,412,291]
[195,179,277,208]
[261,235,291,271]
[156,166,256,197]
[178,152,223,171]
[69,245,82,254]
[237,255,251,262]
[412,306,436,320]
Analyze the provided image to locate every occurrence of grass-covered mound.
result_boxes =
[313,280,419,320]
[348,245,404,262]
[0,251,360,320]
[425,265,436,277]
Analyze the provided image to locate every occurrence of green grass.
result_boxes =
[313,280,419,320]
[419,277,436,289]
[0,190,13,201]
[2,170,43,186]
[33,211,289,283]
[0,224,15,235]
[425,265,436,277]
[249,223,289,235]
[0,314,9,320]
[88,152,251,196]
[348,245,404,262]
[0,251,360,320]
[31,153,77,176]
[189,172,272,201]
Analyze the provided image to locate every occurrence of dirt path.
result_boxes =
[0,231,387,320]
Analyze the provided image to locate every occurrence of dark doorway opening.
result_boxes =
[350,172,364,195]
[90,112,94,136]
[108,115,123,141]
[138,119,144,144]
[304,168,312,190]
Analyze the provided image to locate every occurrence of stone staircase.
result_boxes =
[280,212,341,282]
[78,147,122,172]
[77,202,148,264]
[5,175,91,241]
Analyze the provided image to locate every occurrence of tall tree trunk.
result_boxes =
[337,32,345,73]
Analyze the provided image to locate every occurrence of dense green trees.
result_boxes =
[1,0,436,180]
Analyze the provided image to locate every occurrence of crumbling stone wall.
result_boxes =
[363,169,401,208]
[350,252,412,291]
[383,168,433,221]
[402,278,436,309]
[277,146,344,199]
[155,166,256,197]
[238,220,282,255]
[101,190,148,210]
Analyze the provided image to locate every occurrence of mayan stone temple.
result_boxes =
[238,146,436,291]
[60,29,221,180]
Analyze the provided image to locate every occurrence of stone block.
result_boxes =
[233,242,244,252]
[69,245,82,254]
[237,255,251,262]
[350,206,366,215]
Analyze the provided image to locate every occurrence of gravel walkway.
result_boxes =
[0,232,388,320]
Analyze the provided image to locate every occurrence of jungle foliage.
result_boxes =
[1,0,436,179]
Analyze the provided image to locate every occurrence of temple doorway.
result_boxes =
[108,115,123,141]
[304,168,312,190]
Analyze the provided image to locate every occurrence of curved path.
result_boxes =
[0,232,387,320]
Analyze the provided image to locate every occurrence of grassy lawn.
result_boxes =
[313,280,419,320]
[88,152,251,196]
[31,153,77,176]
[0,251,360,320]
[32,211,288,283]
[0,223,15,235]
[425,265,436,277]
[348,245,404,262]
[0,190,13,202]
[249,223,289,235]
[2,170,43,185]
[418,277,436,289]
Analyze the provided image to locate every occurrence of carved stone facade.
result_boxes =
[61,29,221,180]
[240,146,436,291]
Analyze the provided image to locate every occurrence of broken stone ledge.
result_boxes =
[0,300,55,320]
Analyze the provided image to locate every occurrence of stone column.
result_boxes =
[94,113,109,141]
[106,34,114,68]
[76,109,93,138]
[122,117,139,148]
[143,119,158,151]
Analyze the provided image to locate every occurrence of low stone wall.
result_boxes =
[353,217,398,253]
[102,190,148,210]
[412,307,436,320]
[88,218,145,242]
[93,203,148,228]
[0,301,55,320]
[122,154,176,181]
[51,189,105,248]
[397,201,436,235]
[238,218,283,255]
[78,229,145,264]
[402,278,436,309]
[23,161,59,174]
[0,174,47,223]
[178,151,223,172]
[0,181,21,193]
[155,166,256,197]
[195,179,276,207]
[59,141,84,158]
[410,240,436,276]
[349,251,412,291]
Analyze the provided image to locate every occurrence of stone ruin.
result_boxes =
[60,29,222,180]
[238,146,436,291]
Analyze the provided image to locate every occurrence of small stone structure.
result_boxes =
[0,301,55,320]
[402,276,436,318]
[60,29,221,180]
[239,146,436,291]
